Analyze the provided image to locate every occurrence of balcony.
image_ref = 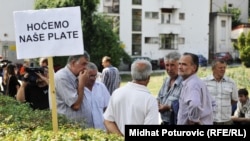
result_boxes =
[158,23,181,34]
[103,0,119,7]
[103,6,119,14]
[158,0,181,9]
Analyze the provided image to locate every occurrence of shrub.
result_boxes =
[0,95,124,141]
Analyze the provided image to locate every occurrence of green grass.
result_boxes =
[120,65,250,97]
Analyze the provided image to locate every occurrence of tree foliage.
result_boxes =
[219,4,241,28]
[234,32,250,67]
[34,0,130,70]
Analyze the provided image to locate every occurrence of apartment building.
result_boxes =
[0,0,248,63]
[99,0,210,60]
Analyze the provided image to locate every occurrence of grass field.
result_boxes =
[120,64,250,97]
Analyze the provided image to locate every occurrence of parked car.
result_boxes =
[130,56,158,70]
[158,57,165,69]
[118,58,131,71]
[197,54,208,67]
[214,52,233,64]
[118,56,158,71]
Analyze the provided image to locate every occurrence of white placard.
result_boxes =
[13,6,84,59]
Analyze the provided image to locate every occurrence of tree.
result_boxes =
[234,32,250,67]
[219,4,241,28]
[34,0,130,71]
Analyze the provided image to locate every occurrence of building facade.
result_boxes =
[99,0,210,60]
[0,0,34,63]
[211,0,248,23]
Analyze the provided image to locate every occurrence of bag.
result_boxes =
[169,100,179,125]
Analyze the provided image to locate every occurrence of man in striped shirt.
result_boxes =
[101,56,121,95]
[203,60,238,125]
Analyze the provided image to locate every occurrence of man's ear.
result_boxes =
[147,76,151,81]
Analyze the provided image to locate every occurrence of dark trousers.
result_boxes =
[161,121,170,125]
[213,120,233,125]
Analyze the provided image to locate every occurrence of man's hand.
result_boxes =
[187,119,201,125]
[158,104,171,113]
[78,70,89,88]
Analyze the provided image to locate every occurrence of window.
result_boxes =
[145,37,159,44]
[145,12,159,19]
[161,13,172,23]
[132,34,141,55]
[132,9,142,31]
[132,0,141,5]
[160,34,177,49]
[178,37,185,44]
[179,13,185,20]
[221,20,226,41]
[103,0,119,13]
[221,20,226,27]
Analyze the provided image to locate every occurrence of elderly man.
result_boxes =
[103,59,159,136]
[203,60,238,125]
[177,52,215,125]
[81,62,110,130]
[157,51,182,125]
[55,51,89,122]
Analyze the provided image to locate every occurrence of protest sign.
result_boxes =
[13,6,84,59]
[13,6,84,132]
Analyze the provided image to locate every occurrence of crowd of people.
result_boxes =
[1,51,249,137]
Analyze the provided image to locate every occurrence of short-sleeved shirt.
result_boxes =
[203,75,238,122]
[157,75,182,123]
[103,82,159,135]
[234,99,250,119]
[82,81,110,130]
[55,66,84,122]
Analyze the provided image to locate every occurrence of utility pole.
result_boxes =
[209,0,213,63]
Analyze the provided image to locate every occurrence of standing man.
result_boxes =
[82,62,110,130]
[54,51,89,122]
[157,51,182,125]
[103,59,159,136]
[177,52,214,125]
[203,60,238,125]
[101,56,120,95]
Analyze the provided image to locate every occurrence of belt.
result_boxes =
[213,120,233,125]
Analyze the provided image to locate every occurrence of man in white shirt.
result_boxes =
[231,88,250,125]
[81,62,110,130]
[103,59,159,136]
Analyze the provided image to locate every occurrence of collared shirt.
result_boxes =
[55,66,84,122]
[103,82,159,135]
[157,75,182,123]
[82,81,110,130]
[234,99,250,119]
[101,66,120,95]
[203,75,238,122]
[177,74,214,125]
